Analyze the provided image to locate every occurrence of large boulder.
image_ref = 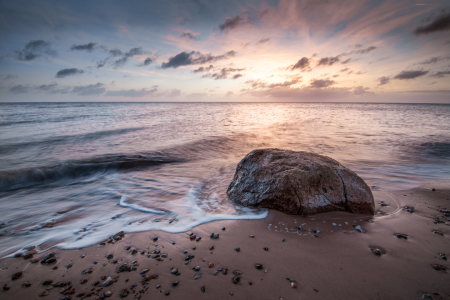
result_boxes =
[227,149,374,215]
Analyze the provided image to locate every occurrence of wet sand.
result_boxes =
[1,182,449,300]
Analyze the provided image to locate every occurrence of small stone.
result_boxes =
[263,247,269,251]
[381,203,388,206]
[152,237,158,242]
[140,269,150,275]
[372,249,382,256]
[44,257,56,264]
[248,282,252,285]
[249,235,255,238]
[200,286,205,293]
[353,225,364,233]
[131,249,138,255]
[194,274,202,280]
[422,294,433,299]
[104,291,112,297]
[190,235,196,240]
[165,291,170,296]
[65,264,73,269]
[80,279,87,284]
[42,220,54,228]
[255,264,263,270]
[222,227,226,231]
[282,238,285,242]
[193,266,200,271]
[12,271,22,280]
[156,284,161,288]
[439,253,447,260]
[210,233,219,239]
[208,262,215,268]
[42,280,52,286]
[232,276,240,284]
[120,290,129,298]
[38,290,49,297]
[291,282,297,288]
[101,277,114,287]
[230,292,234,296]
[21,282,31,287]
[432,264,446,271]
[396,234,408,239]
[223,268,228,275]
[209,246,214,250]
[30,257,40,263]
[172,281,179,286]
[196,237,201,242]
[432,188,436,191]
[106,254,113,259]
[235,247,240,252]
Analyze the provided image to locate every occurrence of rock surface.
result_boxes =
[227,149,374,215]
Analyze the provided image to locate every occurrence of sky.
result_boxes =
[0,0,449,103]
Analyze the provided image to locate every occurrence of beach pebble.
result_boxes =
[201,286,205,293]
[353,225,364,233]
[209,246,214,250]
[196,237,201,242]
[104,291,112,297]
[210,233,219,239]
[131,249,138,255]
[172,281,179,286]
[372,249,382,256]
[38,290,48,296]
[171,269,180,275]
[21,282,31,287]
[190,235,196,240]
[165,291,170,296]
[248,282,252,285]
[432,264,446,271]
[208,262,215,268]
[232,276,240,284]
[422,294,433,299]
[42,280,52,286]
[185,254,194,261]
[235,247,240,252]
[65,264,73,269]
[11,271,22,280]
[30,257,40,263]
[140,269,150,275]
[282,238,286,242]
[152,237,158,242]
[3,284,10,291]
[106,254,113,259]
[222,227,226,231]
[439,253,447,260]
[42,220,54,228]
[263,247,269,251]
[193,266,200,271]
[249,235,255,238]
[194,274,202,280]
[183,250,188,254]
[432,188,436,191]
[118,263,131,272]
[255,264,263,270]
[291,282,297,288]
[80,279,87,284]
[120,290,129,298]
[101,277,114,287]
[396,234,408,239]
[230,292,234,296]
[223,268,228,275]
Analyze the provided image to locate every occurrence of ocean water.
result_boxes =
[0,102,449,256]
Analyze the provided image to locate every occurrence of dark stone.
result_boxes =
[172,281,179,286]
[255,264,263,270]
[11,271,22,280]
[201,286,205,293]
[235,248,240,252]
[227,149,375,215]
[232,276,240,284]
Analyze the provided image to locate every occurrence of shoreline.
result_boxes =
[1,184,449,299]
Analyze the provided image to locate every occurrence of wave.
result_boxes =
[0,153,180,191]
[0,127,147,155]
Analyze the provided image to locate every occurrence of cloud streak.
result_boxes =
[393,70,429,80]
[161,51,235,69]
[14,40,56,61]
[56,68,84,78]
[415,12,450,35]
[70,42,96,52]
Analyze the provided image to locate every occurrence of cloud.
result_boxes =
[14,40,56,61]
[70,42,96,52]
[309,79,335,88]
[415,12,450,35]
[193,65,214,73]
[113,47,144,68]
[317,56,340,66]
[355,46,376,54]
[141,57,153,66]
[55,68,84,78]
[340,68,349,72]
[105,87,158,97]
[245,77,301,90]
[71,83,105,96]
[37,83,58,91]
[256,38,270,44]
[161,50,235,69]
[378,76,390,85]
[219,14,253,32]
[291,57,310,71]
[430,71,450,78]
[3,74,18,80]
[393,70,429,80]
[202,67,245,80]
[9,85,28,94]
[233,74,243,79]
[180,32,198,40]
[416,56,450,65]
[353,86,372,95]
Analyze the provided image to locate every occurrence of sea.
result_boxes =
[0,102,449,257]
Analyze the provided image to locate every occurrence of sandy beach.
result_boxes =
[1,182,449,300]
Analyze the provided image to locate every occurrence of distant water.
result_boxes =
[0,102,449,256]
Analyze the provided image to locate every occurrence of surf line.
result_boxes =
[119,196,166,215]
